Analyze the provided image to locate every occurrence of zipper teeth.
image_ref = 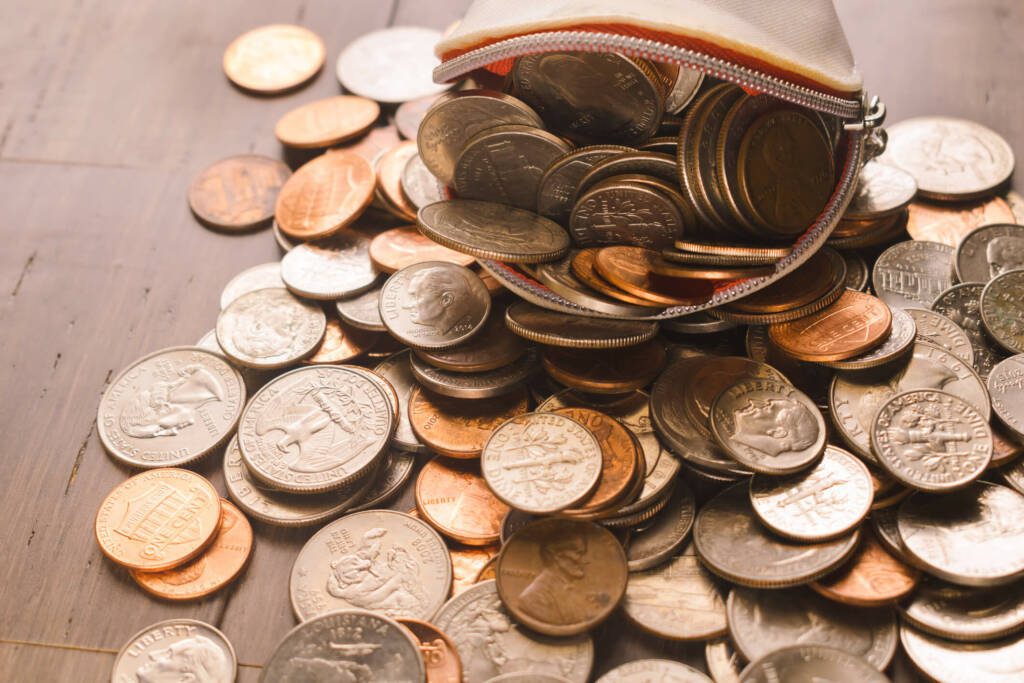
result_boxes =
[434,30,861,119]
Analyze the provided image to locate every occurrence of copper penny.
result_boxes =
[415,457,509,546]
[448,544,500,596]
[992,421,1024,467]
[303,316,378,364]
[496,518,628,636]
[188,155,291,231]
[811,528,920,607]
[551,407,639,515]
[338,124,402,162]
[906,197,1015,247]
[594,246,715,306]
[768,291,893,363]
[368,225,475,273]
[275,151,375,240]
[222,24,325,94]
[131,499,252,600]
[542,341,667,395]
[274,96,380,149]
[95,468,222,572]
[376,141,420,220]
[397,619,463,683]
[570,249,666,309]
[413,311,527,373]
[728,248,844,314]
[408,386,529,459]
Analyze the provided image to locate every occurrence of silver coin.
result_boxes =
[872,240,954,310]
[273,219,297,252]
[280,231,378,300]
[596,659,712,683]
[335,285,385,332]
[981,270,1024,354]
[845,160,918,220]
[571,180,684,249]
[738,645,890,683]
[97,346,245,468]
[955,223,1024,283]
[401,152,446,209]
[901,578,1024,643]
[215,287,326,369]
[434,580,594,683]
[111,618,236,683]
[933,282,1006,378]
[842,251,870,291]
[537,145,633,224]
[905,307,975,365]
[576,152,679,196]
[504,300,658,349]
[705,638,744,683]
[379,261,491,350]
[604,451,681,525]
[219,261,284,309]
[290,509,451,621]
[500,509,538,545]
[900,624,1024,683]
[1001,454,1024,496]
[820,306,917,371]
[373,350,428,454]
[989,355,1024,443]
[349,449,416,512]
[481,412,603,514]
[662,311,738,334]
[335,26,448,103]
[870,506,916,565]
[727,587,898,670]
[880,116,1014,201]
[1007,190,1024,223]
[662,64,705,113]
[898,482,1024,586]
[749,445,873,541]
[237,365,393,493]
[409,347,540,399]
[260,608,425,682]
[536,252,658,317]
[625,482,695,570]
[395,93,439,140]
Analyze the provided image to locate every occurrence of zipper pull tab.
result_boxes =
[846,93,887,161]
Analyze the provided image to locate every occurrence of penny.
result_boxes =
[990,420,1024,467]
[537,145,633,223]
[275,151,375,240]
[415,458,509,546]
[905,307,975,365]
[820,306,916,371]
[222,24,324,94]
[98,346,245,468]
[982,270,1024,354]
[541,340,666,395]
[409,386,529,459]
[369,225,475,274]
[496,518,627,636]
[335,286,385,332]
[398,619,463,683]
[694,483,860,588]
[705,638,744,683]
[111,619,236,683]
[340,123,402,162]
[281,231,377,300]
[131,499,251,600]
[900,624,1024,683]
[415,310,527,373]
[449,544,499,596]
[188,155,291,231]
[216,288,325,369]
[372,350,428,453]
[569,249,667,309]
[906,196,1016,246]
[932,282,1006,378]
[597,660,712,683]
[899,482,1024,586]
[219,262,285,310]
[305,317,378,364]
[434,580,594,683]
[335,26,448,103]
[570,180,684,249]
[410,347,540,399]
[768,291,892,363]
[504,301,658,349]
[376,140,421,220]
[274,95,380,148]
[625,483,696,570]
[726,248,845,314]
[901,579,1024,642]
[811,527,920,607]
[594,246,715,306]
[955,223,1024,283]
[871,240,954,310]
[749,445,872,540]
[989,355,1024,442]
[402,153,447,209]
[727,587,898,670]
[349,450,417,512]
[872,389,992,492]
[880,116,1014,201]
[418,200,571,264]
[738,645,889,683]
[95,468,221,572]
[395,94,440,140]
[845,160,918,220]
[260,609,425,682]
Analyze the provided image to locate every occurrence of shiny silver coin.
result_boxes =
[902,578,1024,642]
[111,618,236,683]
[820,307,916,371]
[842,251,870,291]
[845,160,918,220]
[571,180,684,249]
[379,261,490,350]
[933,282,1007,378]
[335,285,385,332]
[596,659,712,683]
[738,645,890,683]
[954,223,1024,283]
[290,509,451,621]
[409,346,539,399]
[401,153,446,209]
[219,261,284,309]
[504,300,658,349]
[536,252,660,317]
[260,609,425,682]
[900,624,1024,683]
[215,287,326,369]
[349,449,416,512]
[280,231,378,300]
[981,270,1024,354]
[661,64,705,113]
[272,219,297,252]
[373,350,428,454]
[989,355,1024,441]
[898,482,1024,586]
[705,638,744,683]
[872,240,954,310]
[537,145,633,224]
[625,482,695,571]
[905,307,975,365]
[335,26,448,104]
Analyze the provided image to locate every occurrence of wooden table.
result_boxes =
[2,1,1020,679]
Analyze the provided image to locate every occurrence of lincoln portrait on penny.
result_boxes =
[517,533,591,624]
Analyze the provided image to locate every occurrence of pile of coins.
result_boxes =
[92,18,1024,683]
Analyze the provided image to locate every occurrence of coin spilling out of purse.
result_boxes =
[96,11,1024,683]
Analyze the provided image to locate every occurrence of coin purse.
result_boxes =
[432,0,884,319]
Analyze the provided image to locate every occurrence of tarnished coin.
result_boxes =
[542,341,666,395]
[1008,190,1024,222]
[933,282,1006,378]
[749,445,873,541]
[907,196,1016,247]
[899,482,1024,586]
[694,483,860,588]
[710,379,826,475]
[222,24,324,94]
[415,458,509,546]
[537,145,633,223]
[415,311,527,374]
[290,509,451,621]
[398,619,463,683]
[727,587,898,670]
[95,468,221,571]
[955,223,1024,283]
[625,482,695,570]
[112,619,236,683]
[989,355,1024,442]
[496,518,627,636]
[402,153,447,209]
[872,389,992,491]
[768,291,892,363]
[280,230,377,300]
[597,660,712,683]
[335,26,447,103]
[188,155,291,231]
[380,261,491,350]
[409,386,529,459]
[410,347,540,399]
[821,306,916,371]
[843,251,870,291]
[811,527,920,607]
[219,262,284,310]
[905,307,975,365]
[369,225,474,274]
[505,301,657,349]
[981,270,1024,354]
[623,541,727,641]
[594,246,714,306]
[274,95,379,148]
[900,624,1024,683]
[705,638,745,683]
[98,346,245,468]
[738,645,890,683]
[872,240,954,310]
[902,579,1024,642]
[570,180,684,249]
[846,161,918,220]
[275,151,375,240]
[724,248,845,315]
[335,286,385,332]
[418,200,571,264]
[216,288,326,369]
[434,580,594,683]
[880,116,1014,201]
[260,609,425,682]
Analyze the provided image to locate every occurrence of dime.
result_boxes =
[504,301,657,349]
[955,223,1024,283]
[845,161,918,220]
[95,468,221,571]
[373,350,428,453]
[410,347,540,399]
[215,288,325,369]
[111,619,236,683]
[872,389,992,491]
[811,527,920,607]
[434,580,594,683]
[881,116,1015,201]
[625,483,695,570]
[219,262,284,309]
[237,365,392,493]
[416,458,509,546]
[496,518,627,636]
[900,624,1024,683]
[335,26,448,103]
[705,638,744,683]
[275,151,375,240]
[932,282,1006,378]
[727,587,898,670]
[738,645,889,683]
[274,95,379,148]
[222,24,324,94]
[694,483,860,588]
[577,152,679,195]
[596,660,712,683]
[395,94,440,140]
[415,311,527,373]
[748,445,872,540]
[369,225,474,273]
[898,482,1024,585]
[402,153,447,209]
[871,240,954,310]
[98,346,245,467]
[569,249,667,309]
[349,450,417,512]
[981,270,1024,353]
[542,341,666,395]
[409,386,528,459]
[906,196,1016,246]
[901,579,1024,642]
[280,231,377,300]
[260,609,425,682]
[537,145,633,223]
[188,155,290,231]
[482,412,602,514]
[710,378,826,474]
[418,200,571,264]
[768,290,892,363]
[335,286,385,332]
[398,619,463,682]
[820,306,916,371]
[594,246,715,306]
[905,307,975,365]
[570,179,684,249]
[989,355,1024,441]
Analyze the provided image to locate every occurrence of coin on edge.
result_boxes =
[223,24,324,94]
[624,482,696,570]
[112,618,236,682]
[215,288,326,369]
